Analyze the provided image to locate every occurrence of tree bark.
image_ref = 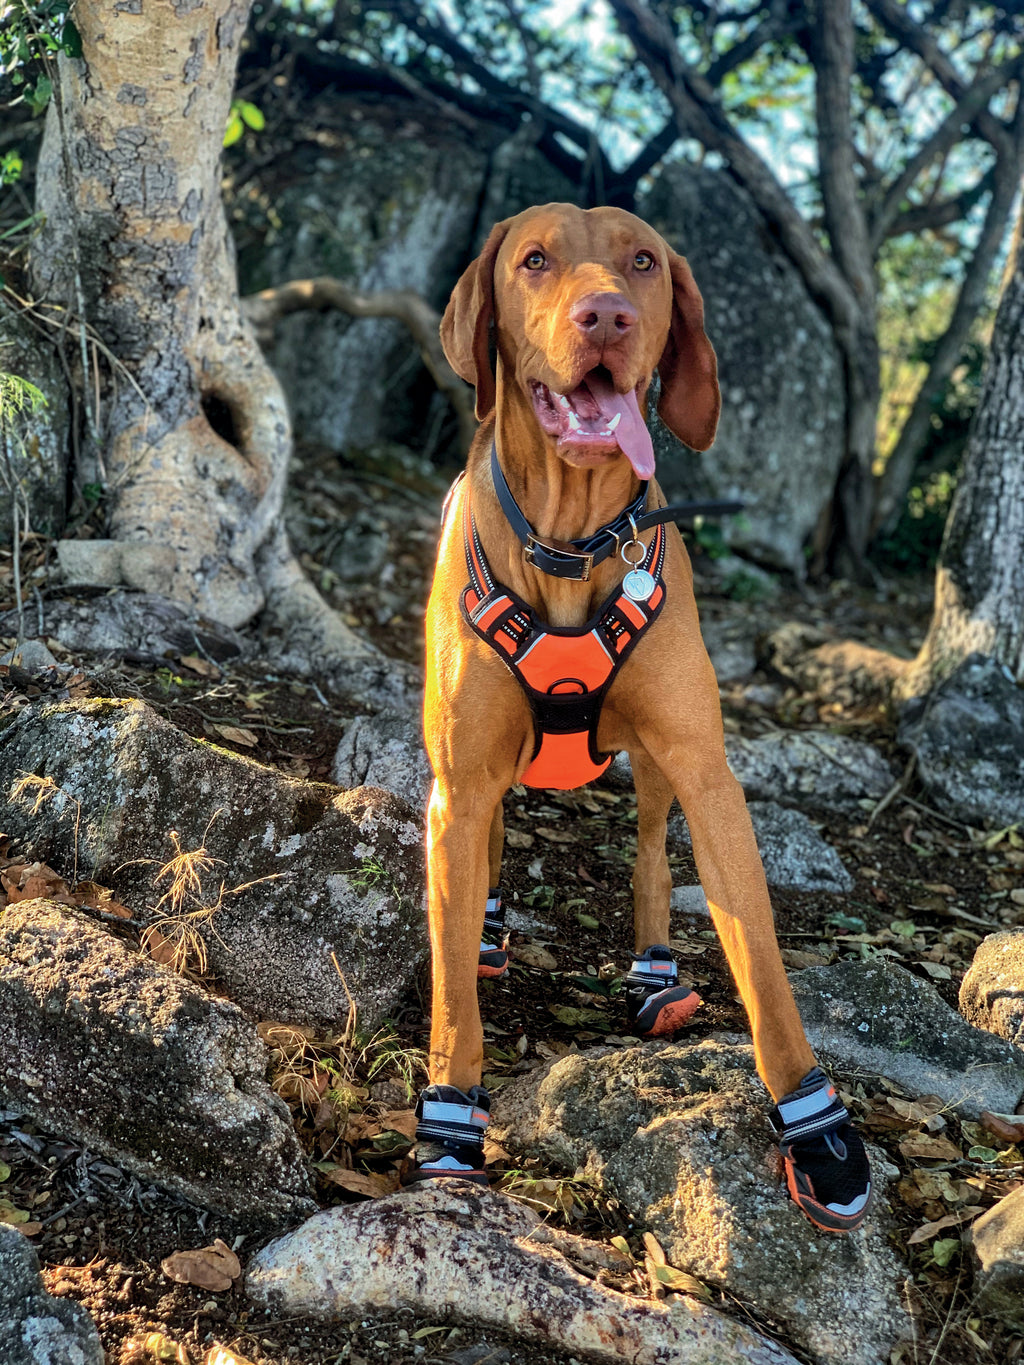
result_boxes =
[899,206,1024,698]
[28,0,378,680]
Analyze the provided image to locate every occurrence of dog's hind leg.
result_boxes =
[630,747,675,953]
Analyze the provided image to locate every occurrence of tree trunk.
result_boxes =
[898,206,1024,699]
[29,0,376,679]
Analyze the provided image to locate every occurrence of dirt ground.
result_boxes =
[2,445,1024,1365]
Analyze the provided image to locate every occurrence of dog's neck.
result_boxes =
[471,371,650,628]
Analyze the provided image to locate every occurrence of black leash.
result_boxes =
[490,443,744,582]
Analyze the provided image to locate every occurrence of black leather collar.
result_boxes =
[490,443,744,582]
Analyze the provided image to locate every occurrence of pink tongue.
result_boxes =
[580,372,655,478]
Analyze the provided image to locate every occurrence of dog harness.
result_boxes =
[459,487,667,790]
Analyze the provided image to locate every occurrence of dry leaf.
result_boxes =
[136,1333,192,1363]
[179,654,220,679]
[780,948,830,970]
[505,828,534,848]
[211,724,258,748]
[899,1133,962,1161]
[505,1177,576,1215]
[203,1348,258,1365]
[378,1109,418,1141]
[980,1110,1024,1143]
[888,1096,945,1124]
[535,827,576,844]
[322,1168,398,1198]
[160,1239,241,1292]
[141,925,178,966]
[907,1205,984,1244]
[653,1262,712,1299]
[513,942,558,971]
[642,1232,667,1266]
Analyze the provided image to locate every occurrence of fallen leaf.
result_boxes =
[179,654,220,679]
[923,883,957,897]
[918,962,952,980]
[0,1199,31,1225]
[907,1205,984,1244]
[378,1110,418,1140]
[642,1232,666,1265]
[140,925,178,966]
[536,827,576,844]
[610,1235,632,1258]
[781,948,830,970]
[899,1133,962,1161]
[980,1110,1024,1143]
[887,1095,945,1124]
[211,724,259,748]
[321,1168,398,1198]
[654,1262,712,1299]
[16,1221,42,1237]
[504,1177,576,1215]
[513,942,558,971]
[930,1237,961,1267]
[135,1333,192,1363]
[0,1161,10,1182]
[505,828,534,848]
[203,1348,258,1365]
[160,1239,241,1292]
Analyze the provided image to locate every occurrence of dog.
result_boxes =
[410,203,870,1233]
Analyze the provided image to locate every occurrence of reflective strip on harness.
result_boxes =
[459,490,667,791]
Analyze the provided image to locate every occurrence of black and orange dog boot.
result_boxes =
[478,887,509,979]
[624,944,701,1036]
[769,1067,871,1233]
[403,1083,491,1186]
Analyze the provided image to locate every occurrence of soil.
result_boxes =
[2,445,1024,1365]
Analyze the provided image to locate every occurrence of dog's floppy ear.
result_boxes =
[441,221,509,421]
[656,249,721,452]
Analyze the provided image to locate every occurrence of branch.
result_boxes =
[241,278,477,456]
[883,166,996,238]
[863,0,1018,156]
[872,105,1024,537]
[607,0,863,351]
[870,64,1012,247]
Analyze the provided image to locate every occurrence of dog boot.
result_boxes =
[769,1066,872,1233]
[403,1083,491,1186]
[624,944,701,1036]
[478,887,509,979]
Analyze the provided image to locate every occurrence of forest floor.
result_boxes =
[2,445,1023,1365]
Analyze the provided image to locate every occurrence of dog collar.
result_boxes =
[490,443,744,582]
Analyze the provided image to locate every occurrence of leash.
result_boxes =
[489,443,744,582]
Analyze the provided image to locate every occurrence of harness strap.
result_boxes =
[491,443,743,581]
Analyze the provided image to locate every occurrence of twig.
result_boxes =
[868,752,916,830]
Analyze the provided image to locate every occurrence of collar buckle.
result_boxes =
[524,534,594,581]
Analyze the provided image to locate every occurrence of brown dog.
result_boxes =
[414,203,870,1232]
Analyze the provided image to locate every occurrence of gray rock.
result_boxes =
[246,1181,800,1365]
[791,959,1024,1118]
[606,732,893,814]
[0,639,59,671]
[0,899,313,1224]
[0,298,71,544]
[55,540,178,594]
[491,1039,909,1365]
[727,731,894,815]
[899,655,1024,827]
[670,884,710,917]
[670,800,854,893]
[0,1224,103,1365]
[698,615,759,683]
[333,710,432,813]
[959,929,1024,1050]
[0,698,426,1029]
[640,165,845,577]
[966,1184,1024,1328]
[1,590,248,665]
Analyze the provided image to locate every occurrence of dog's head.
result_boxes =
[441,203,720,476]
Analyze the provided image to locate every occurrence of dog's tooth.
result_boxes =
[567,411,581,431]
[557,394,571,410]
[607,412,622,432]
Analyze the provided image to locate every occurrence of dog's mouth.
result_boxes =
[528,367,655,479]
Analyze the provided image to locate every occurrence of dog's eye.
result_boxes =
[524,250,547,271]
[634,251,655,271]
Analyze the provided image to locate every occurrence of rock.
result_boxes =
[56,540,178,594]
[669,801,853,893]
[0,298,71,543]
[698,615,759,683]
[606,732,893,814]
[0,698,426,1029]
[1,591,248,666]
[966,1184,1024,1327]
[333,710,432,812]
[670,884,710,917]
[640,165,845,577]
[726,731,894,815]
[0,639,59,671]
[246,1181,800,1365]
[790,959,1024,1118]
[491,1039,909,1365]
[0,899,313,1224]
[959,929,1024,1049]
[898,655,1024,827]
[0,1224,103,1365]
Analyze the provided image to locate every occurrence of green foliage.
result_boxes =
[223,98,266,148]
[0,370,46,431]
[0,0,82,117]
[875,468,958,573]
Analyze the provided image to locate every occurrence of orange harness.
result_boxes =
[460,490,666,790]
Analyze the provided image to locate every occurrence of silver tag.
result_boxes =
[622,568,656,602]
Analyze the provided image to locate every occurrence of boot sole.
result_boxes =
[784,1156,871,1233]
[638,988,702,1037]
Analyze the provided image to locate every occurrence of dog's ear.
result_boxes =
[441,221,509,421]
[656,249,720,452]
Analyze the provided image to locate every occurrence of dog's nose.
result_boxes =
[570,292,638,345]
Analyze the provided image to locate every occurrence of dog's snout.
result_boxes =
[570,291,638,344]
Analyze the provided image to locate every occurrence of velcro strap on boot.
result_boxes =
[769,1070,849,1145]
[415,1098,490,1146]
[481,887,505,950]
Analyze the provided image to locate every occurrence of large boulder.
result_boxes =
[0,900,314,1224]
[246,1181,800,1365]
[492,1039,909,1365]
[727,731,894,815]
[959,929,1024,1050]
[898,655,1024,828]
[640,165,845,577]
[966,1184,1024,1328]
[0,1223,103,1365]
[333,710,432,814]
[0,298,71,542]
[791,959,1024,1118]
[0,697,426,1028]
